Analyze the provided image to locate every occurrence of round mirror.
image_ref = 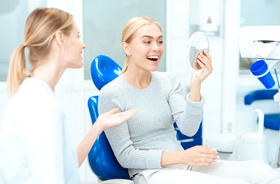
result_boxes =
[185,31,210,75]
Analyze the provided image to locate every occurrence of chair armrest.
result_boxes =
[244,89,278,105]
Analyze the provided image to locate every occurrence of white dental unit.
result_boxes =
[239,26,280,167]
[207,26,280,168]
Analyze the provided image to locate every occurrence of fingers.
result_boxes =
[200,146,218,157]
[191,145,219,166]
[196,156,218,166]
[108,108,120,114]
[97,109,138,131]
[117,109,138,120]
[200,147,219,166]
[196,51,212,71]
[194,53,202,70]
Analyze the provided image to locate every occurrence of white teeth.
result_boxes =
[148,56,159,59]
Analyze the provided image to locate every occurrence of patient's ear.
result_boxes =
[122,42,131,56]
[54,30,64,46]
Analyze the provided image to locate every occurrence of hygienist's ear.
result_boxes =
[122,42,131,56]
[54,30,64,46]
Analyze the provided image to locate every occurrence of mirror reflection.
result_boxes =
[186,31,210,75]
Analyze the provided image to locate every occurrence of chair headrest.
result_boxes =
[90,55,122,90]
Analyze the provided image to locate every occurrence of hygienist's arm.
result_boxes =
[77,108,138,166]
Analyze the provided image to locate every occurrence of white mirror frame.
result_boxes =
[185,31,210,76]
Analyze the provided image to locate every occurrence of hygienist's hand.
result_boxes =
[77,108,137,167]
[183,145,218,166]
[192,50,213,83]
[96,108,138,131]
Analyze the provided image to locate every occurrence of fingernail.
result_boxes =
[211,148,217,152]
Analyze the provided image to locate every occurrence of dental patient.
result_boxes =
[98,16,280,184]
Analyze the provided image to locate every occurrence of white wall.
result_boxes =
[166,0,225,141]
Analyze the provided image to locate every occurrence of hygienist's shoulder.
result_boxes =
[11,78,59,109]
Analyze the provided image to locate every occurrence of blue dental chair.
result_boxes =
[244,89,280,131]
[87,55,202,182]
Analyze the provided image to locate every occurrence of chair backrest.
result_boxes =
[88,55,130,181]
[90,55,122,90]
[88,55,202,181]
[88,96,130,181]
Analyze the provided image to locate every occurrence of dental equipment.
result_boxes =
[239,26,280,167]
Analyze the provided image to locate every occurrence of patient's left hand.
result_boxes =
[182,145,219,166]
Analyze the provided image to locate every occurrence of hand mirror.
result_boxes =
[186,31,210,75]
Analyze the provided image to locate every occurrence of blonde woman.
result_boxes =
[98,17,280,184]
[0,8,137,183]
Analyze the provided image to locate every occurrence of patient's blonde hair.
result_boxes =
[121,17,162,73]
[7,7,74,95]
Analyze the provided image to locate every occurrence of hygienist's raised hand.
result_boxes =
[96,108,138,131]
[77,108,138,167]
[161,145,218,167]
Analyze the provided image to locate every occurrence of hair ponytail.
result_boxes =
[6,7,73,96]
[7,44,31,95]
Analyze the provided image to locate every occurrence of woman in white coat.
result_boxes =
[0,7,137,184]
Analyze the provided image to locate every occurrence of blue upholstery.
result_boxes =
[88,55,202,181]
[90,55,122,90]
[173,123,202,149]
[244,89,278,105]
[244,89,280,131]
[88,96,130,181]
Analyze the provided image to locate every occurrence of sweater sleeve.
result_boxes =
[98,82,163,170]
[167,73,205,136]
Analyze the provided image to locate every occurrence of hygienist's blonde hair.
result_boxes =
[121,17,162,73]
[7,7,74,95]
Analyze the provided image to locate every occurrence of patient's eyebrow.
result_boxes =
[140,35,163,39]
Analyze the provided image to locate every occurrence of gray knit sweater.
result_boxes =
[98,71,205,177]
